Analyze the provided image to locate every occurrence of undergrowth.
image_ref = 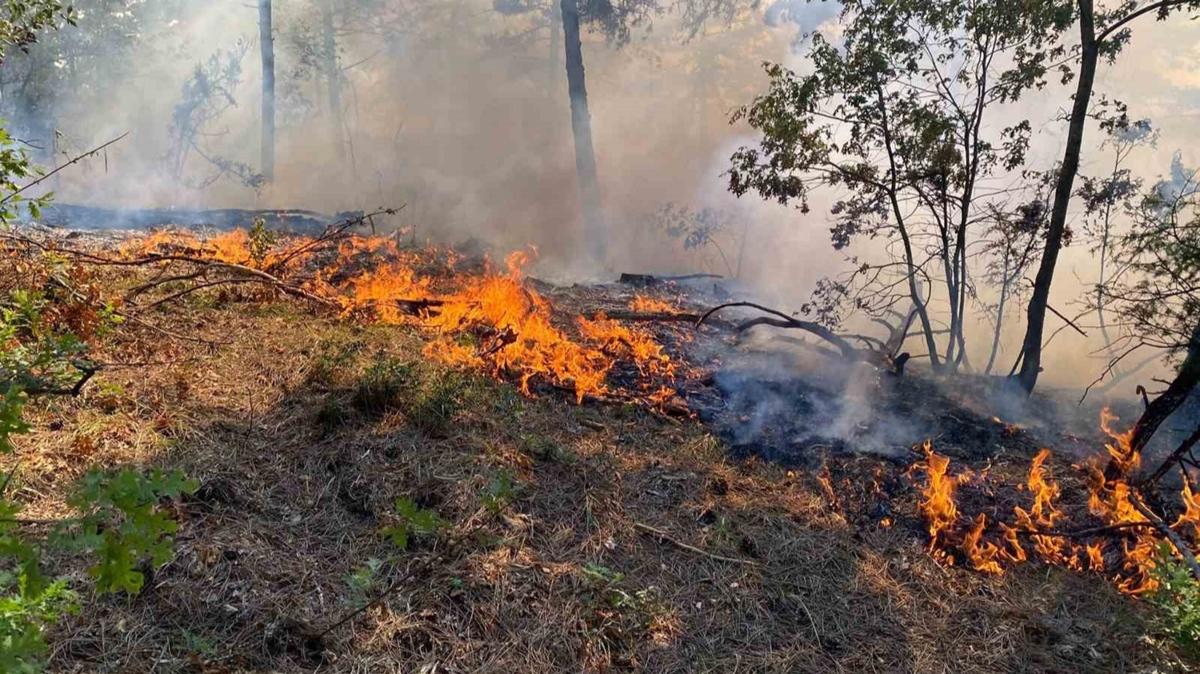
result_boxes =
[0,281,195,671]
[1151,544,1200,658]
[348,357,472,436]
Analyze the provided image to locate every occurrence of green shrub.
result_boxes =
[344,557,384,607]
[350,358,413,415]
[482,471,516,515]
[1150,544,1200,658]
[0,274,195,669]
[405,371,463,436]
[381,497,444,550]
[350,359,464,435]
[316,396,349,432]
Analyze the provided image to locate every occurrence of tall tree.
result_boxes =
[1016,0,1200,393]
[727,0,1069,369]
[1099,158,1200,460]
[560,0,604,262]
[259,0,276,182]
[320,0,344,160]
[495,0,752,265]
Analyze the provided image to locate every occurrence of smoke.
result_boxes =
[0,0,804,272]
[3,0,1199,401]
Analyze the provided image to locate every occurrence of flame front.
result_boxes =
[125,228,679,407]
[913,408,1200,595]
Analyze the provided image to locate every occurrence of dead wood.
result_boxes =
[596,310,705,323]
[1139,423,1200,488]
[1130,493,1200,583]
[618,272,722,287]
[633,521,760,566]
[696,302,860,360]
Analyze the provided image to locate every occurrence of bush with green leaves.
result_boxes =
[0,279,196,671]
[1150,544,1200,658]
[63,468,198,595]
[381,497,444,550]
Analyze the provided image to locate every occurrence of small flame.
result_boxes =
[914,409,1193,595]
[915,441,957,551]
[629,295,678,313]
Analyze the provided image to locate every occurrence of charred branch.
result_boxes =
[696,302,859,360]
[618,272,723,287]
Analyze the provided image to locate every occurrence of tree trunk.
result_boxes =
[984,253,1010,374]
[548,1,560,94]
[321,0,344,161]
[1016,0,1097,393]
[1131,320,1200,458]
[560,0,605,263]
[259,0,276,182]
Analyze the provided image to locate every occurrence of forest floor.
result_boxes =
[7,233,1191,673]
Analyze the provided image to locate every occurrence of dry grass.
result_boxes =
[0,259,1187,673]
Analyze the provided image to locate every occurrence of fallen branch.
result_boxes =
[696,302,858,360]
[264,207,401,274]
[1138,423,1200,488]
[317,563,422,638]
[633,521,760,566]
[618,272,722,287]
[1130,492,1200,583]
[594,310,705,324]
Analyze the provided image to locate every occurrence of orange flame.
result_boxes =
[1100,407,1140,475]
[119,229,682,407]
[912,419,1178,594]
[629,295,678,313]
[915,441,957,551]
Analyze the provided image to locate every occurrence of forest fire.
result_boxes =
[116,226,682,407]
[912,409,1200,594]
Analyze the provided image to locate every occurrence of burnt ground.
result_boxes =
[5,239,1193,673]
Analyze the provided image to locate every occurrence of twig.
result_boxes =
[1130,492,1200,583]
[317,564,422,638]
[1,133,129,205]
[1139,424,1200,487]
[1046,301,1088,337]
[633,521,760,566]
[1078,341,1148,404]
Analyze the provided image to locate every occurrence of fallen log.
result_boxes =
[696,302,860,360]
[592,310,705,324]
[36,204,344,235]
[618,272,723,287]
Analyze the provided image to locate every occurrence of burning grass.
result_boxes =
[111,226,686,407]
[912,408,1200,596]
[0,225,1195,670]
